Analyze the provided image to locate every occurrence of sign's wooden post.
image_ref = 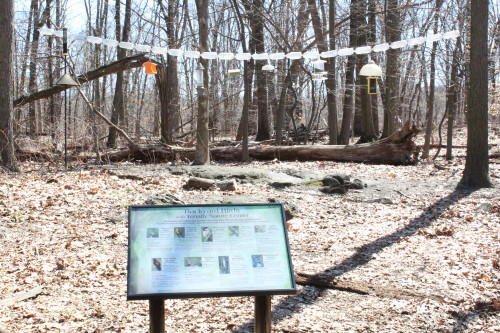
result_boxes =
[254,295,272,333]
[149,299,165,333]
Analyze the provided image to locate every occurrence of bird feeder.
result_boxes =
[62,27,68,56]
[55,74,79,87]
[359,61,383,95]
[228,68,240,76]
[262,64,275,72]
[143,61,157,75]
[196,63,205,88]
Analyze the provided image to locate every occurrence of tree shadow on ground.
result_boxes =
[451,301,500,333]
[235,186,476,332]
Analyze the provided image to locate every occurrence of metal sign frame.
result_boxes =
[127,203,296,300]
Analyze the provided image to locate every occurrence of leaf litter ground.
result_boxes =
[0,145,499,332]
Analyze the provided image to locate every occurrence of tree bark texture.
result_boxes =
[421,0,444,158]
[446,38,461,161]
[0,0,17,170]
[27,0,40,136]
[328,0,338,144]
[339,0,362,144]
[193,0,210,165]
[158,0,180,144]
[107,0,132,148]
[252,0,271,142]
[460,0,492,187]
[308,0,338,145]
[383,0,402,138]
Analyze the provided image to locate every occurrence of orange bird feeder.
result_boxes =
[143,61,157,75]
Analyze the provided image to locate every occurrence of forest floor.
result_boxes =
[0,128,499,333]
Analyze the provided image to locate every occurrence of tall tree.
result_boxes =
[328,0,338,144]
[382,0,402,138]
[339,0,361,144]
[230,0,250,160]
[107,0,132,148]
[158,0,180,144]
[252,0,271,141]
[193,0,210,165]
[308,0,338,145]
[446,38,461,160]
[356,0,377,143]
[27,0,50,136]
[0,0,17,171]
[421,0,444,158]
[460,0,492,187]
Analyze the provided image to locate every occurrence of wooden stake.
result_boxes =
[149,299,165,333]
[254,295,272,333]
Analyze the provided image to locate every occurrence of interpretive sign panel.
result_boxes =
[127,203,296,300]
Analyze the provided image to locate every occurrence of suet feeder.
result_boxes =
[143,61,157,75]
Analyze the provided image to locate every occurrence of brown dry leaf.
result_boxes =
[88,188,99,195]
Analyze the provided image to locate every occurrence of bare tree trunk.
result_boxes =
[231,0,250,160]
[193,0,210,165]
[27,0,44,136]
[421,0,444,158]
[353,0,368,137]
[368,0,379,134]
[107,0,132,148]
[382,0,402,138]
[355,0,376,143]
[252,0,271,142]
[0,0,17,171]
[446,38,461,161]
[15,0,35,134]
[308,0,338,144]
[460,0,491,188]
[327,0,338,144]
[157,0,180,144]
[45,0,56,141]
[339,0,360,145]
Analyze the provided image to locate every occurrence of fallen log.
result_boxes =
[0,286,44,306]
[295,272,460,304]
[107,123,420,165]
